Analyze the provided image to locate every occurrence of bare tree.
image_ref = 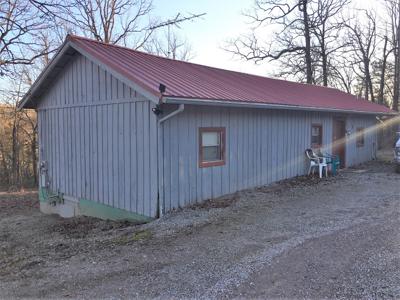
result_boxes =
[28,0,205,52]
[0,86,22,186]
[330,60,357,93]
[383,0,400,111]
[144,30,194,61]
[378,35,390,105]
[20,68,38,184]
[344,10,378,102]
[25,0,156,47]
[310,0,350,86]
[53,0,155,47]
[0,74,39,187]
[300,0,313,83]
[227,0,315,84]
[144,13,205,60]
[0,0,55,76]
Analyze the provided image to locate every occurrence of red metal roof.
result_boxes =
[69,35,394,114]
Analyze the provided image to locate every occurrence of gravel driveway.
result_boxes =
[1,160,399,299]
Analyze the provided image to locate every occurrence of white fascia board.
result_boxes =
[163,97,398,116]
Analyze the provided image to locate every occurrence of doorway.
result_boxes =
[332,119,346,168]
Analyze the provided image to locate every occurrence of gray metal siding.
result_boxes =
[346,116,378,167]
[37,53,158,217]
[160,105,334,212]
[38,53,140,108]
[36,51,379,218]
[160,105,378,212]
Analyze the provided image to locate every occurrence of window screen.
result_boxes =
[311,124,323,148]
[199,128,226,167]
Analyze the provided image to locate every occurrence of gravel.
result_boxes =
[0,159,399,299]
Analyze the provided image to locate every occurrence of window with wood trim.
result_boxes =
[356,128,365,147]
[311,124,323,148]
[199,127,226,168]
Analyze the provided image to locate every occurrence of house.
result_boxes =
[19,35,396,221]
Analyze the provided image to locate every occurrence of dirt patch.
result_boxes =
[112,229,153,245]
[0,159,399,299]
[0,190,39,217]
[48,217,135,239]
[257,172,345,196]
[189,193,241,210]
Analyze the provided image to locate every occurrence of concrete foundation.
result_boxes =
[39,187,152,222]
[40,196,80,218]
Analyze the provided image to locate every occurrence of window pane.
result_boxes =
[203,146,221,161]
[311,136,320,145]
[311,125,322,147]
[199,128,225,167]
[202,132,220,147]
[357,128,364,146]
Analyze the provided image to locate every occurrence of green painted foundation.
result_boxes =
[39,187,47,202]
[39,187,62,203]
[79,198,152,223]
[39,187,151,223]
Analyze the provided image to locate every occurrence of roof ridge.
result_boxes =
[67,34,347,94]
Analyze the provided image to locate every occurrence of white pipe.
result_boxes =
[158,104,185,124]
[157,103,185,218]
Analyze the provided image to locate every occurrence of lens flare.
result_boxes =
[268,115,400,178]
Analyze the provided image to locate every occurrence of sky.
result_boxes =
[0,0,382,98]
[151,0,378,77]
[152,0,269,76]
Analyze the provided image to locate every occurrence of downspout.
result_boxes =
[158,104,185,123]
[156,103,185,218]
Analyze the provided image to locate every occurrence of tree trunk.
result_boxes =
[321,41,328,87]
[394,12,400,111]
[11,119,20,187]
[367,72,375,103]
[393,33,400,110]
[378,36,388,105]
[300,0,313,84]
[393,0,400,111]
[364,58,375,102]
[394,62,400,111]
[0,142,9,184]
[31,130,38,185]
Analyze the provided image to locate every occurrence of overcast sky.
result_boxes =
[152,0,380,77]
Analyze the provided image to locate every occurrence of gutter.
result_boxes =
[158,104,185,124]
[156,104,185,218]
[163,97,397,116]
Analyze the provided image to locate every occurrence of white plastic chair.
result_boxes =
[305,149,328,178]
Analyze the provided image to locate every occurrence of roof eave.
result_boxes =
[19,36,160,110]
[163,97,398,116]
[18,39,73,110]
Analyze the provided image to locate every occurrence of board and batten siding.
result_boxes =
[160,105,334,212]
[37,52,158,218]
[35,51,379,218]
[346,115,378,166]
